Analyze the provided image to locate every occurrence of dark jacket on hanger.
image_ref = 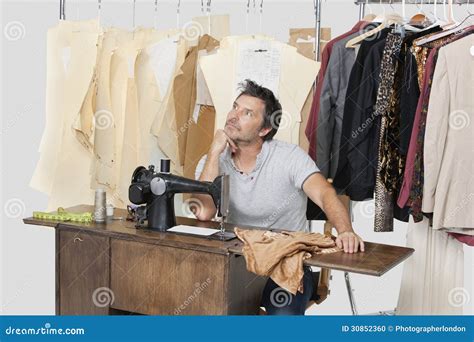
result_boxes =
[332,28,391,201]
[399,26,441,156]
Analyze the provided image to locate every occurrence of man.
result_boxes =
[192,80,364,315]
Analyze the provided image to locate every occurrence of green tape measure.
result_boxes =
[33,207,93,223]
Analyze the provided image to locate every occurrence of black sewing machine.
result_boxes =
[128,159,234,240]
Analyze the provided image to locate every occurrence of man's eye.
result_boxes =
[246,111,253,116]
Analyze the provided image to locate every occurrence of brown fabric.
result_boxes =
[183,105,216,180]
[173,34,220,167]
[234,227,340,295]
[288,27,331,60]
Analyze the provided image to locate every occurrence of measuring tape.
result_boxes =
[33,207,93,223]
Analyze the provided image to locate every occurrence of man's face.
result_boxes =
[224,94,271,145]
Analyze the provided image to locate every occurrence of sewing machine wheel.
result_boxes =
[131,166,147,183]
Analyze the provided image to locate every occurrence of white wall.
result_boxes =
[1,0,472,315]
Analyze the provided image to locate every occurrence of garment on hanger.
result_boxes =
[398,26,442,156]
[316,28,373,182]
[151,36,190,175]
[305,21,368,161]
[30,20,102,211]
[30,20,100,202]
[397,217,464,315]
[172,35,220,168]
[422,34,474,230]
[398,47,438,216]
[373,32,403,232]
[374,28,442,230]
[333,27,391,201]
[405,27,474,221]
[373,27,442,229]
[171,34,220,180]
[199,35,320,146]
[105,28,154,207]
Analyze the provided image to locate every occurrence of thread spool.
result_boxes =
[94,189,107,222]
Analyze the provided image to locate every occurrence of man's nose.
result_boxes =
[228,108,241,121]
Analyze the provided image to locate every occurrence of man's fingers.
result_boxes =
[227,137,238,150]
[336,236,343,249]
[343,236,349,253]
[353,238,359,253]
[348,236,355,253]
[359,238,365,252]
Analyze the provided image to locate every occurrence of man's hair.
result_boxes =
[237,79,282,141]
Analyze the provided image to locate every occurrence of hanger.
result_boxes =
[246,0,250,34]
[132,0,136,39]
[154,0,158,30]
[442,0,457,28]
[97,0,101,27]
[174,0,180,28]
[362,0,376,21]
[416,10,473,46]
[409,0,430,26]
[346,12,403,48]
[372,0,387,23]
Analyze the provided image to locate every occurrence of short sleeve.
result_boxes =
[194,154,208,180]
[290,146,320,189]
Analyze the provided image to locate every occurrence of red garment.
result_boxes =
[305,21,368,161]
[449,233,474,247]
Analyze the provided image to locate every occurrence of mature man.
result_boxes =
[193,80,364,315]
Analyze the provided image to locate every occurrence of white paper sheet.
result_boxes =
[195,49,216,106]
[168,225,220,236]
[235,39,282,98]
[147,35,179,97]
[192,103,201,124]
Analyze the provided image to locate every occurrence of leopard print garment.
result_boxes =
[373,31,403,232]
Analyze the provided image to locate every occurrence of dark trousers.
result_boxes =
[260,267,314,315]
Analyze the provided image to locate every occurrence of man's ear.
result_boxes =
[258,126,272,138]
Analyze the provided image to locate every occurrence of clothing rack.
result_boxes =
[354,0,471,21]
[56,0,470,316]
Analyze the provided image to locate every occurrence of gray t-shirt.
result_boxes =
[195,139,319,231]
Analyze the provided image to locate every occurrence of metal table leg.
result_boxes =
[344,272,358,315]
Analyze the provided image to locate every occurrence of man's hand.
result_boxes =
[210,129,238,156]
[336,231,365,253]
